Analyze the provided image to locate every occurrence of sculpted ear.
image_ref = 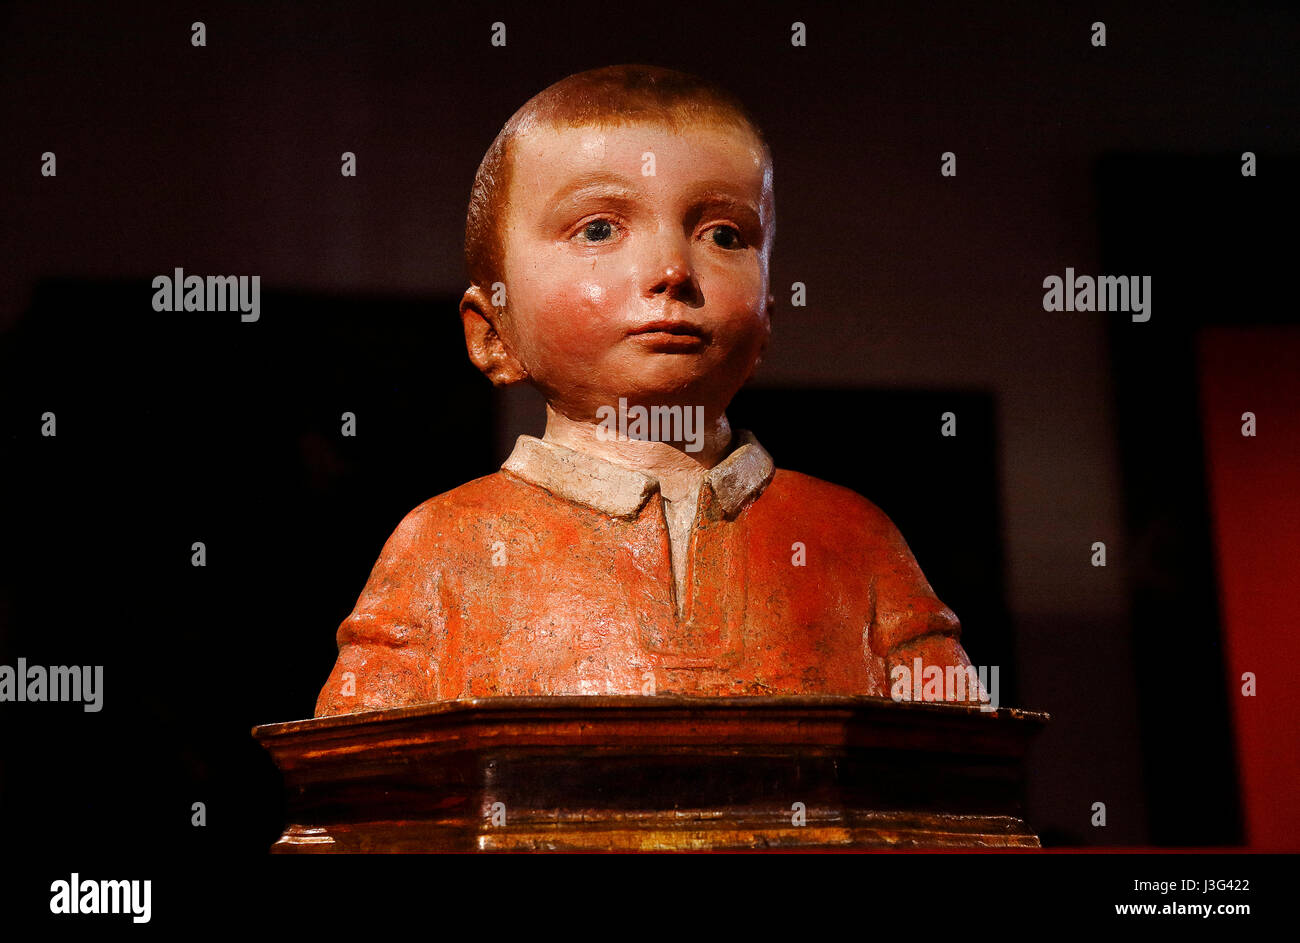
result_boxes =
[747,293,775,379]
[460,285,528,386]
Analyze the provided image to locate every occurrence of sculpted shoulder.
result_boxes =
[762,467,960,654]
[358,472,538,580]
[762,468,900,540]
[389,472,527,540]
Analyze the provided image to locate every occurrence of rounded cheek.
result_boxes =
[523,270,629,379]
[710,275,768,347]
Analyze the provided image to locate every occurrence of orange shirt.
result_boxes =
[315,432,975,716]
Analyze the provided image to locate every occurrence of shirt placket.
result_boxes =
[636,484,747,670]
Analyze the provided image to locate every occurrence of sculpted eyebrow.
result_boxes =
[689,194,763,237]
[549,174,638,204]
[545,180,764,238]
[685,178,760,208]
[693,194,760,217]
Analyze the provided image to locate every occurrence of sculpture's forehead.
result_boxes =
[509,119,771,205]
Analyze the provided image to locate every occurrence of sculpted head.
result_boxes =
[460,65,776,425]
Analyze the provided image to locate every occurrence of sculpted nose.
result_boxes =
[653,263,688,293]
[648,236,700,303]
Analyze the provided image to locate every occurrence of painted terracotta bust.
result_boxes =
[315,64,980,716]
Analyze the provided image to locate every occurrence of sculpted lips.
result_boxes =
[626,319,709,351]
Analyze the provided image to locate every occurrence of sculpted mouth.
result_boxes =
[627,320,707,338]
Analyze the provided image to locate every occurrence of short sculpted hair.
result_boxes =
[464,63,774,295]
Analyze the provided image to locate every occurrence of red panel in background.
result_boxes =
[1198,327,1300,851]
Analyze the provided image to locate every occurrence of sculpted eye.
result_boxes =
[576,218,618,243]
[708,224,746,250]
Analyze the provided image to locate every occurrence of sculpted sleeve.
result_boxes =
[862,505,981,702]
[314,505,442,716]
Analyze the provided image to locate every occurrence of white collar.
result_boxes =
[501,430,775,520]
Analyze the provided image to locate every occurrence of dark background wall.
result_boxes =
[2,0,1297,863]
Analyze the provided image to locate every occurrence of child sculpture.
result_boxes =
[315,65,980,716]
